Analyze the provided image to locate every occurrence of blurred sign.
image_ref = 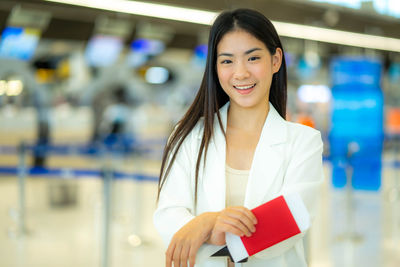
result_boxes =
[311,0,400,18]
[192,44,207,68]
[0,27,41,60]
[126,38,165,67]
[388,62,400,83]
[84,35,123,67]
[330,56,382,87]
[331,88,383,138]
[8,6,51,30]
[94,16,133,39]
[135,22,174,43]
[329,57,383,191]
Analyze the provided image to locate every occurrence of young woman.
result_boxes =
[154,8,324,267]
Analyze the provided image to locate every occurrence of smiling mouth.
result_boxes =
[233,83,256,90]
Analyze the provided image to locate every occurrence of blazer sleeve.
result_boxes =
[153,131,224,264]
[254,128,324,260]
[153,131,196,244]
[281,129,324,220]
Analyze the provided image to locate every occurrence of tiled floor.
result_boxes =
[0,151,399,267]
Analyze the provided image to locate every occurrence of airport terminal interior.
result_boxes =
[0,0,399,266]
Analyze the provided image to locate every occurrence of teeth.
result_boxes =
[234,84,255,90]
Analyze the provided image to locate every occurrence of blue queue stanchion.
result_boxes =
[1,140,161,267]
[395,136,400,249]
[343,143,363,267]
[101,167,113,267]
[387,134,400,202]
[12,142,29,238]
[345,142,362,240]
[385,134,400,247]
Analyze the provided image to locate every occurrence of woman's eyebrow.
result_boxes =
[245,47,262,54]
[217,52,233,57]
[217,47,263,57]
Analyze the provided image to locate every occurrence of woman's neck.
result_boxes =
[227,101,270,132]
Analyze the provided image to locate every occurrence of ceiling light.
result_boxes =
[6,80,24,96]
[44,0,400,52]
[44,0,216,25]
[298,85,331,103]
[274,21,400,53]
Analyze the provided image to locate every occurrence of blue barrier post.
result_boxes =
[388,136,400,201]
[101,166,113,267]
[343,142,363,266]
[17,142,28,236]
[388,136,400,245]
[129,161,145,248]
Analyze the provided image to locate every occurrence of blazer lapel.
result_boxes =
[201,103,229,211]
[244,104,287,209]
[201,102,287,211]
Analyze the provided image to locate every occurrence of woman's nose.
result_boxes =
[233,62,250,80]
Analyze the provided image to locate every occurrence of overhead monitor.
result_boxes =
[126,38,165,67]
[0,26,40,61]
[84,35,123,67]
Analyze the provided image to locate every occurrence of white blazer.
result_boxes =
[154,102,324,267]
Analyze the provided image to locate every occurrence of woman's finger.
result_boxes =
[172,243,182,267]
[188,240,202,267]
[180,243,190,267]
[219,214,253,236]
[219,222,248,237]
[221,209,256,234]
[230,206,258,225]
[165,242,176,267]
[215,216,245,236]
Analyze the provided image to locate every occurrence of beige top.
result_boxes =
[225,165,250,207]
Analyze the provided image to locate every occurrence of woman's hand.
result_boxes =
[165,207,257,267]
[166,212,218,267]
[207,206,257,246]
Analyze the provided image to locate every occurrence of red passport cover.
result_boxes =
[240,196,301,256]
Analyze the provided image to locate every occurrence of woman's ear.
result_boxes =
[272,47,283,74]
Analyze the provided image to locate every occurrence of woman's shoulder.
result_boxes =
[284,120,322,144]
[285,120,320,134]
[174,118,203,148]
[190,117,204,140]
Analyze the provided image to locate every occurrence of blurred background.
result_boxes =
[0,0,399,266]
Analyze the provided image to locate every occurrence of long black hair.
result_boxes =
[157,8,287,203]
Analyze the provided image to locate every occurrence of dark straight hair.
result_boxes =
[157,8,287,203]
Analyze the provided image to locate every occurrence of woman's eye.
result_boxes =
[221,59,232,64]
[248,56,260,61]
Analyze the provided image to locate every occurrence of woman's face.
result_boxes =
[216,30,282,111]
